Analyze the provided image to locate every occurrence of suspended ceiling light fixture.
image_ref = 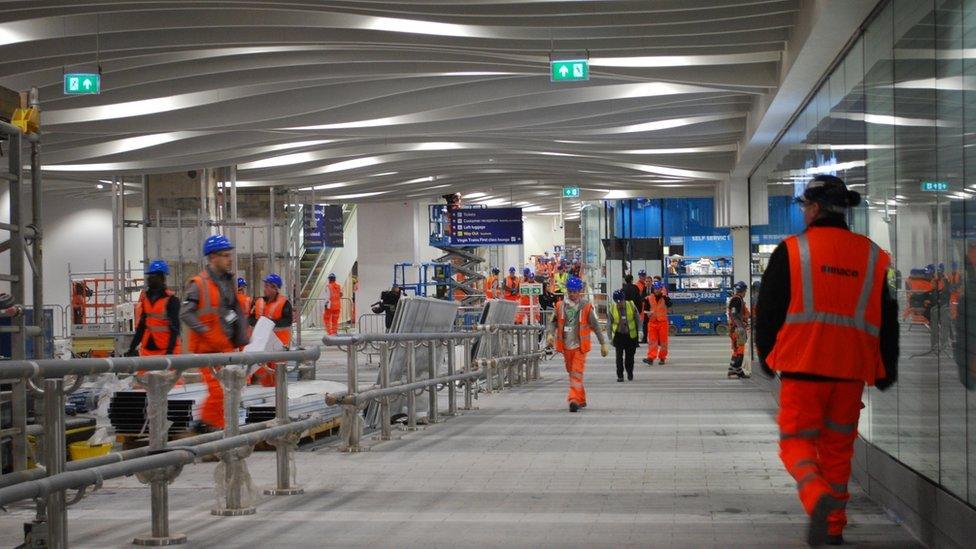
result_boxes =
[590,51,781,68]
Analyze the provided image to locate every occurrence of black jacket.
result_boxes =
[623,283,642,313]
[129,287,180,354]
[754,216,899,388]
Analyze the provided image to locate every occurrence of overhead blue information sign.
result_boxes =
[921,181,949,192]
[304,204,343,250]
[437,207,523,246]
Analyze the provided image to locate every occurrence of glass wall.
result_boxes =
[750,0,976,505]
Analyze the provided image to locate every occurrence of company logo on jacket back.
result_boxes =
[821,265,859,278]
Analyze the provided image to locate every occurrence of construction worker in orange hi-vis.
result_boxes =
[517,267,535,324]
[503,266,520,301]
[484,267,500,299]
[323,272,342,335]
[248,273,293,386]
[756,175,898,547]
[180,234,250,431]
[127,260,181,358]
[236,277,253,343]
[727,280,750,379]
[546,276,608,413]
[642,281,672,366]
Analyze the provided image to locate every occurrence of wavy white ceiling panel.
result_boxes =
[0,0,799,203]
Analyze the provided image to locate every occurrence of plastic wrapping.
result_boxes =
[212,455,258,512]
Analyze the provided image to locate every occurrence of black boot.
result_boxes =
[569,402,579,413]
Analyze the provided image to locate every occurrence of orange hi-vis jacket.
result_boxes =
[253,293,292,346]
[136,289,181,355]
[645,294,669,323]
[766,227,890,384]
[187,271,236,354]
[554,301,593,353]
[237,292,253,317]
[327,281,342,311]
[503,276,520,299]
[484,275,499,299]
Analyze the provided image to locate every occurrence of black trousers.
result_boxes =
[613,332,638,379]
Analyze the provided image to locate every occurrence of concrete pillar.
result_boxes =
[357,200,434,310]
[731,227,751,288]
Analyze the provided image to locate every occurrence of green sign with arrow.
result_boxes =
[64,73,101,95]
[551,60,589,82]
[562,186,580,198]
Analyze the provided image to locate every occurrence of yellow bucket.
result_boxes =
[68,441,113,461]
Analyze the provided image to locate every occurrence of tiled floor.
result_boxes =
[0,336,922,547]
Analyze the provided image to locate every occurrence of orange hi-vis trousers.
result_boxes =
[646,320,669,360]
[562,347,588,406]
[778,378,864,537]
[199,366,225,429]
[324,307,340,335]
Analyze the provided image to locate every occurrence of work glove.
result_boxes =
[874,377,894,392]
[758,358,775,379]
[600,343,609,357]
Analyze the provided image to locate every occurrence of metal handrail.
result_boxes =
[0,347,322,547]
[322,325,544,449]
[0,348,319,379]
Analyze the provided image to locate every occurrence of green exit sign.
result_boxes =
[520,283,543,296]
[921,181,949,192]
[562,186,580,198]
[64,73,101,95]
[551,59,589,82]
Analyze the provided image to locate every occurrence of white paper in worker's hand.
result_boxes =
[244,317,285,352]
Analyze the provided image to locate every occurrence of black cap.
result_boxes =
[795,175,861,213]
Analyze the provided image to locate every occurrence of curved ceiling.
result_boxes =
[0,0,799,209]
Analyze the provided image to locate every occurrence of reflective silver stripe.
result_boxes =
[796,233,814,313]
[780,428,820,440]
[854,243,880,326]
[797,472,818,491]
[195,275,218,315]
[824,418,856,434]
[785,312,880,337]
[793,458,819,470]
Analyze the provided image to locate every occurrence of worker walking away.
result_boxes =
[323,272,342,335]
[553,263,569,295]
[127,260,181,358]
[503,266,520,302]
[608,289,639,382]
[755,175,898,547]
[181,234,250,431]
[484,267,500,299]
[642,281,672,366]
[546,276,608,412]
[517,267,537,323]
[727,281,750,379]
[249,273,293,386]
[237,277,253,344]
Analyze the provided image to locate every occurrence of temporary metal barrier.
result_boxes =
[0,347,321,549]
[322,324,545,451]
[356,313,387,364]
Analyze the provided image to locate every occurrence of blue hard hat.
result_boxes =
[612,289,625,302]
[264,273,283,288]
[938,263,945,272]
[733,281,748,293]
[146,259,169,275]
[924,264,935,275]
[237,277,247,288]
[509,266,516,273]
[566,276,584,293]
[202,234,233,256]
[328,272,336,280]
[523,267,532,274]
[491,267,500,274]
[638,269,646,276]
[652,281,664,291]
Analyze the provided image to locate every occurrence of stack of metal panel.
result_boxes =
[108,391,197,435]
[365,297,460,427]
[244,380,345,423]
